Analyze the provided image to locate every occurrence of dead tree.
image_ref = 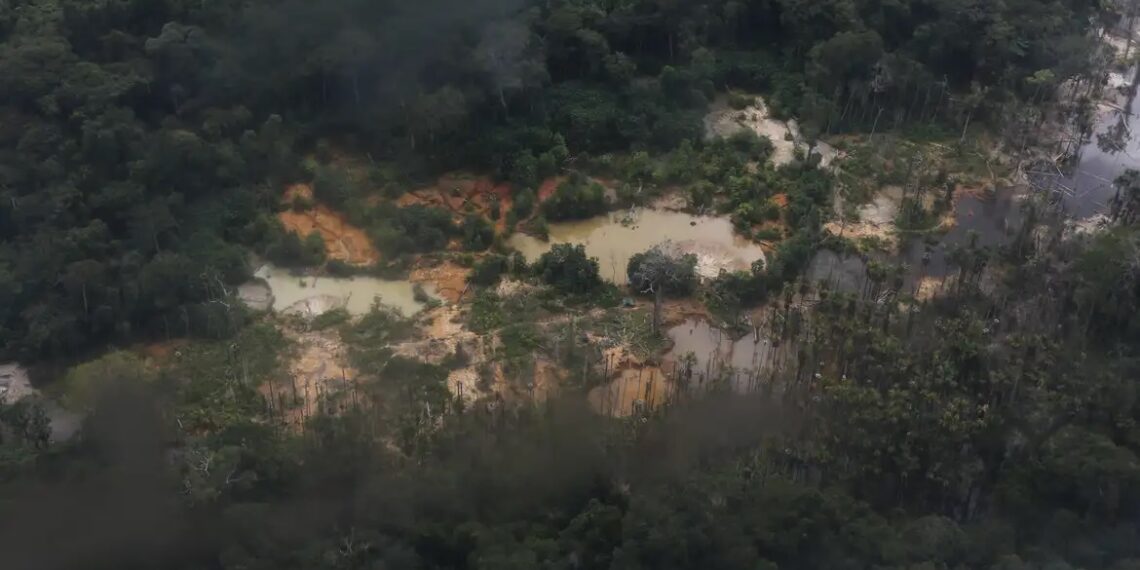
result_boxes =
[630,242,697,333]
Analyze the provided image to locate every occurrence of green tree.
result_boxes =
[628,243,699,332]
[533,244,601,294]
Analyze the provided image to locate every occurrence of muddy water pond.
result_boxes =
[509,210,767,284]
[248,264,436,317]
[664,318,780,393]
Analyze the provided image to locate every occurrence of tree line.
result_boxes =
[0,0,1113,360]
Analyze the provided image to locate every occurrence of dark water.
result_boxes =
[810,81,1140,288]
[904,186,1022,278]
[1050,82,1140,218]
[806,249,876,292]
[807,188,1028,291]
[810,188,1022,292]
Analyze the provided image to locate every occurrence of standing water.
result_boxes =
[1047,74,1140,219]
[664,318,778,393]
[245,264,436,317]
[508,210,767,284]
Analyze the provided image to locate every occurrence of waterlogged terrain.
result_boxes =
[1048,70,1140,218]
[664,318,779,393]
[247,264,436,317]
[509,209,767,284]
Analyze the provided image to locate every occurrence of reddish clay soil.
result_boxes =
[410,261,470,303]
[537,176,565,202]
[136,339,189,368]
[278,184,380,266]
[405,174,516,233]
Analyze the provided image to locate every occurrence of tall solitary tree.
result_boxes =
[628,242,697,333]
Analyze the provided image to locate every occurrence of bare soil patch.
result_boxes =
[410,261,470,303]
[408,174,514,233]
[279,184,380,266]
[262,327,358,429]
[588,367,674,417]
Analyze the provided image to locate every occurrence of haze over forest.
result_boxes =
[2,0,1140,569]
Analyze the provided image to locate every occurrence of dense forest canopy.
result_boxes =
[3,0,1140,569]
[0,0,1107,359]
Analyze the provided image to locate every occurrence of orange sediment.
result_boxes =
[405,173,516,233]
[588,367,674,417]
[278,184,380,266]
[537,176,565,202]
[409,261,470,303]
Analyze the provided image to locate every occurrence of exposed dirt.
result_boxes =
[860,186,903,225]
[0,363,35,402]
[660,298,713,330]
[425,305,466,339]
[263,327,358,429]
[447,367,484,404]
[407,174,514,233]
[588,331,644,375]
[0,362,83,442]
[703,94,843,169]
[823,186,907,248]
[705,95,798,165]
[136,340,190,369]
[1103,31,1137,66]
[824,219,898,249]
[537,176,566,202]
[495,278,536,298]
[914,276,949,301]
[1069,213,1111,235]
[410,261,470,303]
[393,306,485,366]
[650,190,689,212]
[588,367,674,417]
[531,358,563,402]
[279,184,380,266]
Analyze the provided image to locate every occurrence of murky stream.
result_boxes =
[509,210,767,284]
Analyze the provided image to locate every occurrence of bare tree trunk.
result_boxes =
[1126,15,1136,61]
[870,107,885,143]
[960,108,974,145]
[653,285,664,334]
